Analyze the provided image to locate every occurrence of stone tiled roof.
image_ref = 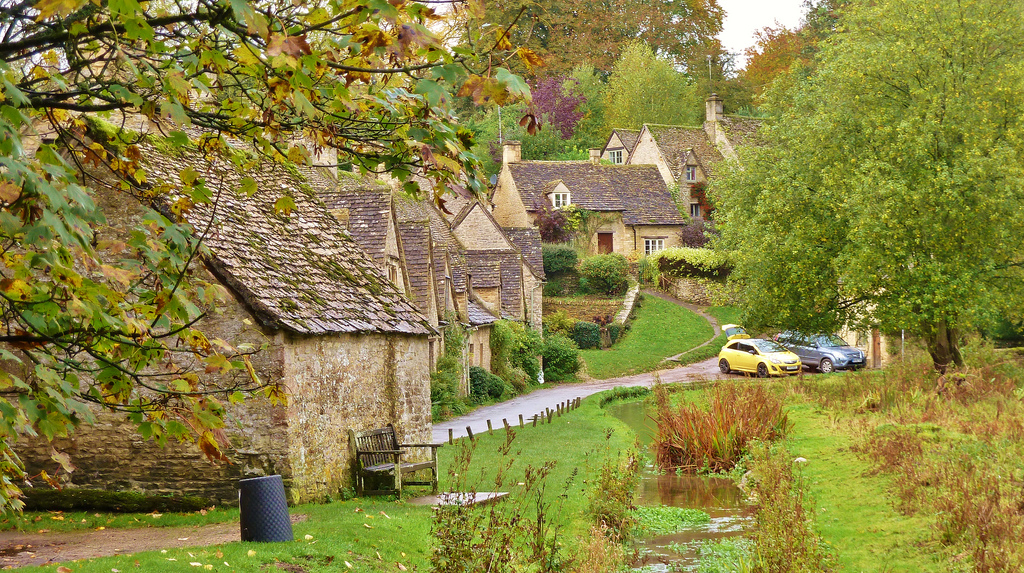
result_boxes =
[464,251,501,288]
[719,116,766,148]
[507,162,684,225]
[425,205,467,294]
[139,143,433,336]
[497,252,523,317]
[503,227,545,279]
[646,124,725,179]
[466,298,498,326]
[397,221,433,314]
[612,128,641,153]
[318,179,391,267]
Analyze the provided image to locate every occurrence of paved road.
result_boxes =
[432,357,727,442]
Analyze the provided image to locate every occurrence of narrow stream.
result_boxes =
[606,400,754,572]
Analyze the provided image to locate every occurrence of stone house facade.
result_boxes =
[599,128,641,165]
[491,142,685,257]
[17,137,436,505]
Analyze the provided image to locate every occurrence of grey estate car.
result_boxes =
[773,332,866,373]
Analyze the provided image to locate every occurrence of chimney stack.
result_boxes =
[502,140,522,165]
[705,93,724,123]
[588,148,601,164]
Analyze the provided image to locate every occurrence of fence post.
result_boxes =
[448,428,453,445]
[466,426,474,441]
[519,414,524,428]
[487,420,493,434]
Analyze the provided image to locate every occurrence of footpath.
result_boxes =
[433,290,727,442]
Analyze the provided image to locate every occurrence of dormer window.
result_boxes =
[552,192,570,208]
[685,165,698,182]
[609,150,623,164]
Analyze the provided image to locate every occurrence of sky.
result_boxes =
[717,0,806,69]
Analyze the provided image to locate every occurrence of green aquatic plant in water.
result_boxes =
[634,505,711,535]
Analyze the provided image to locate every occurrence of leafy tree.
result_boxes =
[603,42,703,132]
[713,0,1024,372]
[0,0,531,510]
[531,75,585,139]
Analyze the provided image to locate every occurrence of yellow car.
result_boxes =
[718,338,802,377]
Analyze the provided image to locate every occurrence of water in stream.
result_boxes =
[606,400,754,572]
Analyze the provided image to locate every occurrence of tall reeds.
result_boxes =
[653,382,792,474]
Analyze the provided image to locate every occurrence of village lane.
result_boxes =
[432,357,725,442]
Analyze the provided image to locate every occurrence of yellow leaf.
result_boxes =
[34,0,87,20]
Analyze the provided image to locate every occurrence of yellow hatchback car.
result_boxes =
[718,338,802,377]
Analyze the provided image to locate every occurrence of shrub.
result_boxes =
[542,243,578,274]
[608,323,624,345]
[542,278,564,296]
[542,333,581,382]
[543,310,577,336]
[491,320,544,390]
[649,247,732,280]
[469,366,506,402]
[432,318,467,420]
[577,253,630,295]
[572,321,601,350]
[589,450,640,539]
[536,204,571,243]
[678,218,717,248]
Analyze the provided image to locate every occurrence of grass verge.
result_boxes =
[672,306,741,367]
[580,296,713,379]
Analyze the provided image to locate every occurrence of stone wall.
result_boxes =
[629,131,674,186]
[467,326,492,371]
[662,276,714,305]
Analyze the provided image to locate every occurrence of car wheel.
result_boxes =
[819,358,834,374]
[719,359,731,374]
[757,363,769,378]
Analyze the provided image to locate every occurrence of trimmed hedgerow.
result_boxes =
[542,333,581,382]
[608,322,624,345]
[649,247,732,280]
[572,320,601,350]
[542,243,579,274]
[22,489,211,513]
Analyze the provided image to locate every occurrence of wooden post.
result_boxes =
[532,414,538,427]
[547,410,553,423]
[502,418,510,430]
[448,428,453,445]
[466,426,474,440]
[487,419,493,434]
[518,414,524,428]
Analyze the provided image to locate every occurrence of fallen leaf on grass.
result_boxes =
[376,552,382,561]
[247,550,257,557]
[56,567,72,573]
[363,523,372,529]
[344,561,352,568]
[398,563,407,571]
[379,511,390,519]
[304,534,313,540]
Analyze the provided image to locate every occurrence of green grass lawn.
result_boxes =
[13,394,637,573]
[672,305,742,366]
[580,295,715,379]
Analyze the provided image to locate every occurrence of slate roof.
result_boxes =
[318,178,392,267]
[507,162,684,225]
[397,221,433,314]
[466,298,499,326]
[718,116,766,148]
[645,124,725,179]
[611,128,641,153]
[138,142,433,336]
[503,227,545,280]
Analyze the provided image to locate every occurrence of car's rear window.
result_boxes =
[752,339,788,353]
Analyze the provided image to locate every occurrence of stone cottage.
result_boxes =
[599,128,641,164]
[491,142,685,257]
[17,135,436,505]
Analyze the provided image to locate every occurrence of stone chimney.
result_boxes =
[705,93,724,123]
[502,140,522,165]
[588,148,601,164]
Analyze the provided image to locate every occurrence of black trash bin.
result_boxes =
[238,475,293,542]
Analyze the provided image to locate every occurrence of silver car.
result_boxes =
[774,332,866,373]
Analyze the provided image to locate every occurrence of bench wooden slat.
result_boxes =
[349,423,442,499]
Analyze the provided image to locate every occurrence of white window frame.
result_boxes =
[690,203,701,218]
[685,165,698,182]
[644,238,665,256]
[609,149,623,164]
[552,192,570,208]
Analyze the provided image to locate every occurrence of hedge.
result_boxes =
[542,244,578,274]
[649,247,732,280]
[572,320,601,350]
[577,253,630,295]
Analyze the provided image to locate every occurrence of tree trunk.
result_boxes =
[924,319,963,373]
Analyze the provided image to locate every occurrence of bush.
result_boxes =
[543,309,577,336]
[678,218,717,248]
[469,366,506,402]
[572,321,601,350]
[542,278,564,296]
[542,333,581,382]
[649,247,731,280]
[22,489,210,513]
[432,318,467,420]
[491,320,544,391]
[577,253,630,295]
[536,205,571,243]
[608,322,624,345]
[542,244,578,274]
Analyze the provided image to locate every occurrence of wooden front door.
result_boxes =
[597,232,613,254]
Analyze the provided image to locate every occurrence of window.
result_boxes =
[685,165,697,182]
[644,238,664,256]
[552,192,570,208]
[609,149,623,164]
[690,203,701,218]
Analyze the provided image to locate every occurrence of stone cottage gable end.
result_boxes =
[19,140,437,506]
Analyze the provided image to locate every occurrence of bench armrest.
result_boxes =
[400,443,445,449]
[357,449,404,455]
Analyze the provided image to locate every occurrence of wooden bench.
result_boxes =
[349,424,443,499]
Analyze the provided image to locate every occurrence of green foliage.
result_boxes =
[649,247,732,280]
[542,279,565,297]
[597,386,652,408]
[541,334,582,382]
[634,505,711,535]
[542,310,578,337]
[588,450,640,539]
[491,320,544,391]
[21,489,210,513]
[714,0,1024,371]
[695,538,754,573]
[432,319,469,420]
[577,253,630,295]
[542,244,579,274]
[469,367,507,402]
[571,321,602,350]
[607,323,624,346]
[603,42,704,132]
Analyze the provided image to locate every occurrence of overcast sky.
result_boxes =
[718,0,806,69]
